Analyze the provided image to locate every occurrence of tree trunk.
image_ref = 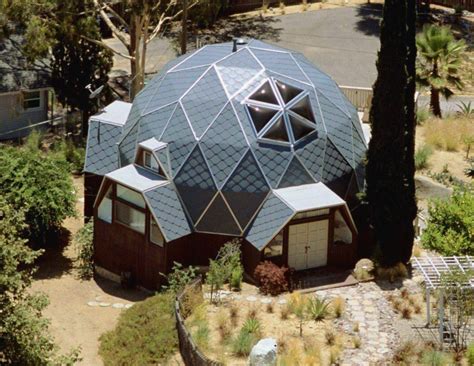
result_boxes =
[129,14,145,101]
[430,87,442,118]
[181,0,188,55]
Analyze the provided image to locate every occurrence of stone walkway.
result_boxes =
[317,282,400,366]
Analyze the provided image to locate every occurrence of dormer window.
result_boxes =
[143,150,160,172]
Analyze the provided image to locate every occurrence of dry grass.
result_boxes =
[376,263,408,282]
[423,117,474,153]
[331,297,345,318]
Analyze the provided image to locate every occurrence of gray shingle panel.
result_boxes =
[172,45,230,71]
[253,142,292,188]
[316,90,355,168]
[216,48,263,96]
[322,139,353,183]
[296,134,326,182]
[251,48,309,84]
[118,122,139,167]
[144,184,192,242]
[138,103,177,143]
[160,104,196,175]
[196,193,241,235]
[174,145,217,223]
[278,156,315,188]
[200,102,248,188]
[245,192,294,250]
[182,68,228,138]
[145,66,208,114]
[84,120,122,175]
[155,148,171,178]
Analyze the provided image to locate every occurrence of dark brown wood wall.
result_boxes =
[84,173,103,220]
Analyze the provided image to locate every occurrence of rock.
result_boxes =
[354,258,375,274]
[249,338,278,366]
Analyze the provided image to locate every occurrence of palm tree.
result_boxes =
[416,25,466,118]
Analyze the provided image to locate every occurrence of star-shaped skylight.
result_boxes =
[245,79,317,145]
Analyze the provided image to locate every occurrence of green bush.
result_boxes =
[232,331,257,357]
[421,185,474,255]
[75,221,94,279]
[161,262,198,294]
[415,144,433,170]
[230,266,243,290]
[420,350,453,366]
[466,343,474,365]
[53,139,85,174]
[0,142,76,243]
[99,293,177,365]
[416,107,431,124]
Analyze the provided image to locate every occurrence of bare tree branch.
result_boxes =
[92,0,130,48]
[81,35,134,60]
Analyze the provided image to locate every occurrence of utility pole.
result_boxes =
[181,0,188,55]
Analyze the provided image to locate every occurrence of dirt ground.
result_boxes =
[30,176,150,365]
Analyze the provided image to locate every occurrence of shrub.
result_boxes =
[392,341,419,364]
[242,318,261,336]
[417,107,431,124]
[401,306,412,319]
[53,139,86,174]
[421,186,474,255]
[466,343,474,365]
[376,262,408,282]
[0,143,76,243]
[421,350,453,366]
[331,297,345,318]
[254,261,288,296]
[266,303,274,313]
[229,305,239,326]
[353,336,361,348]
[75,221,94,279]
[415,144,433,170]
[161,262,198,294]
[216,311,231,342]
[193,323,210,351]
[280,305,290,320]
[99,293,177,365]
[353,258,374,281]
[307,296,331,321]
[325,329,336,346]
[232,331,257,357]
[180,286,203,319]
[353,322,359,333]
[230,266,243,291]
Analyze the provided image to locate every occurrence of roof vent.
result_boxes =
[232,38,247,52]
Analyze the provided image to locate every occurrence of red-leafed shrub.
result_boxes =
[254,261,288,296]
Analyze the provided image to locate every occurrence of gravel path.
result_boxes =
[317,282,400,366]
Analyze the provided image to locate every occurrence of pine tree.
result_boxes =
[366,0,411,266]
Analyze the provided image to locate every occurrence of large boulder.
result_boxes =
[249,338,278,366]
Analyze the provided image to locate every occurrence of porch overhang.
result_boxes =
[245,183,357,251]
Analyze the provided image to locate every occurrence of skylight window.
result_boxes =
[245,79,317,145]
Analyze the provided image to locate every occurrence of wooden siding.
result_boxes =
[0,90,49,139]
[84,173,104,220]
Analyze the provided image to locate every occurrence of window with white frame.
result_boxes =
[150,217,164,246]
[143,151,160,172]
[22,91,42,110]
[116,184,146,208]
[115,200,145,233]
[98,186,113,223]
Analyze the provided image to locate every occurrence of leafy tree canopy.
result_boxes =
[0,133,76,243]
[0,197,80,364]
[421,184,474,256]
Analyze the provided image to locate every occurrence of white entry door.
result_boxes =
[288,220,329,270]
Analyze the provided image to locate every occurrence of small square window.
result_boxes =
[143,151,161,173]
[23,91,41,110]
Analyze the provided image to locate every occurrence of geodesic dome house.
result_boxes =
[85,40,367,289]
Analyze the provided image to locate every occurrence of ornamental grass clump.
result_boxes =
[307,296,331,322]
[231,318,261,357]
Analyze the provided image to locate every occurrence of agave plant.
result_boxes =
[416,25,467,118]
[457,101,474,117]
[307,296,331,322]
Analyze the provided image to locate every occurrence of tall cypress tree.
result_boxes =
[401,0,418,263]
[366,0,411,266]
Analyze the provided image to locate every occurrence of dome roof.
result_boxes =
[117,39,367,236]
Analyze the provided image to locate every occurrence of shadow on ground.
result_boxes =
[94,275,150,302]
[167,15,282,50]
[34,227,74,280]
[355,3,383,37]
